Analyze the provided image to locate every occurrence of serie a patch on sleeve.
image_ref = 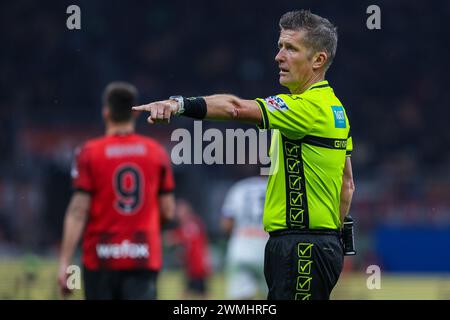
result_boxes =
[265,96,289,112]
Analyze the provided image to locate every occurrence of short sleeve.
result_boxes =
[346,131,353,157]
[159,147,175,194]
[221,184,241,219]
[71,145,93,193]
[256,94,319,138]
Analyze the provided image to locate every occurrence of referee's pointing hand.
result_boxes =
[132,100,179,124]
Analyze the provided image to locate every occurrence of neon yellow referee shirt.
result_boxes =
[256,80,352,232]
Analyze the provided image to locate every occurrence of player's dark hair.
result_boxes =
[279,10,338,70]
[102,81,138,123]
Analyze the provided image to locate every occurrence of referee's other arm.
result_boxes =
[339,156,355,224]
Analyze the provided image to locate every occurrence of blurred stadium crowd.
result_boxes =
[1,0,449,273]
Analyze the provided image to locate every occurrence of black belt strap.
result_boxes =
[269,228,340,237]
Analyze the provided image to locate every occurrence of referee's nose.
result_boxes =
[275,49,285,63]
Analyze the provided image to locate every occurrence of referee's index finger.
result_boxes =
[132,105,150,111]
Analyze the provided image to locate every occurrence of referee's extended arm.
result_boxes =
[132,94,262,125]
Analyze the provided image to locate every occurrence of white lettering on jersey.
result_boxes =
[96,240,149,259]
[105,144,147,158]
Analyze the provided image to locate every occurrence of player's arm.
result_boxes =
[159,193,175,225]
[220,217,234,237]
[220,183,240,237]
[132,94,262,125]
[340,156,355,224]
[58,191,90,297]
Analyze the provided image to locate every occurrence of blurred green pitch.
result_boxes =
[1,257,450,300]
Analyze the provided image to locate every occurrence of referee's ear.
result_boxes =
[312,51,328,71]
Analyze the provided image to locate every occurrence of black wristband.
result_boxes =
[182,97,207,119]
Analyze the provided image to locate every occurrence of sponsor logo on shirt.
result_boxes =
[96,240,149,259]
[331,106,346,128]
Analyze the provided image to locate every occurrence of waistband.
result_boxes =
[269,228,340,237]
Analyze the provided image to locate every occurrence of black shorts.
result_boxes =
[187,277,207,295]
[83,266,158,300]
[264,229,344,300]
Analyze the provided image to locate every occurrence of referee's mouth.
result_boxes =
[279,67,289,74]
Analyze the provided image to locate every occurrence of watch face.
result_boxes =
[169,96,184,114]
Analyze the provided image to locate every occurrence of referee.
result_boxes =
[134,10,355,300]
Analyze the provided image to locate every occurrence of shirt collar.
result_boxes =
[306,80,330,91]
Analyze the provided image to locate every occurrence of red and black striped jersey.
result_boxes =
[72,133,175,270]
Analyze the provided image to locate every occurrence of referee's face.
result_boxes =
[275,29,314,93]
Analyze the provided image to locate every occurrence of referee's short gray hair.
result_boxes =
[279,10,338,70]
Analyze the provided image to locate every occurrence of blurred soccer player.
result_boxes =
[164,199,211,299]
[58,82,175,299]
[221,176,269,300]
